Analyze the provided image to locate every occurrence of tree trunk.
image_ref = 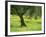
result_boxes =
[19,16,26,27]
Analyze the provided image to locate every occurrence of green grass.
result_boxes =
[10,15,42,32]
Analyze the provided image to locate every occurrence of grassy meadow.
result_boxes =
[10,15,42,32]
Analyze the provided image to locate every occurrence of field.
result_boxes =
[10,15,42,32]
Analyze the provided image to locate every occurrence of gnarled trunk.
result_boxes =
[19,16,26,27]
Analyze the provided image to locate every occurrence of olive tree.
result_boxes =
[11,5,30,27]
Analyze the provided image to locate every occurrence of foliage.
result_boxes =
[10,5,42,17]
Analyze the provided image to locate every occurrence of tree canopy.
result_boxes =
[10,5,42,17]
